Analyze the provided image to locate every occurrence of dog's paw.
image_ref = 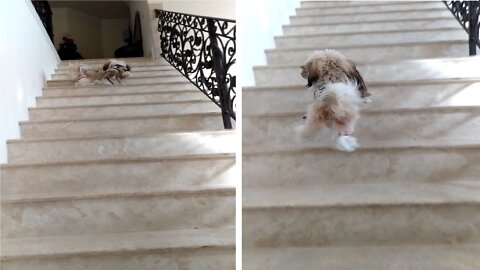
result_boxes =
[295,124,316,143]
[334,136,359,152]
[363,97,372,103]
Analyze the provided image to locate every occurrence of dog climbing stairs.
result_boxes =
[1,57,235,269]
[243,1,480,269]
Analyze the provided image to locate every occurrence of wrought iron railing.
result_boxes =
[445,1,480,55]
[31,0,54,43]
[155,9,236,129]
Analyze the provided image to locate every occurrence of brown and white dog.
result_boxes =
[296,50,370,152]
[76,59,131,86]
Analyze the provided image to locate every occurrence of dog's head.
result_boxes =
[103,59,131,72]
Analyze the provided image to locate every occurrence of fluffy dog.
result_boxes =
[296,50,367,152]
[76,59,131,86]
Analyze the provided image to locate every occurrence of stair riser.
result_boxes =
[20,114,224,139]
[51,70,180,80]
[243,111,480,145]
[42,84,197,97]
[243,82,480,113]
[243,147,480,186]
[2,193,234,238]
[274,30,466,49]
[296,2,445,16]
[267,42,466,66]
[290,9,452,25]
[254,60,480,86]
[36,91,206,107]
[55,65,176,74]
[1,156,235,196]
[28,102,219,121]
[283,19,459,36]
[1,249,235,270]
[300,1,412,8]
[244,246,480,270]
[7,132,235,164]
[244,204,480,248]
[47,76,187,87]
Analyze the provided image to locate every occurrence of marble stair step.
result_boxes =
[28,100,219,121]
[274,29,466,49]
[42,83,197,97]
[243,106,480,145]
[296,1,446,16]
[254,57,480,86]
[36,90,205,107]
[268,41,466,65]
[244,245,480,270]
[51,69,180,80]
[290,8,453,25]
[283,18,459,36]
[47,75,189,87]
[243,140,480,186]
[1,184,234,238]
[1,153,235,196]
[243,182,480,248]
[1,228,235,270]
[55,64,176,75]
[300,1,410,9]
[243,80,480,113]
[7,130,235,164]
[20,113,225,139]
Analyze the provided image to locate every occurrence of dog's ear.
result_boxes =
[345,58,368,98]
[126,64,131,71]
[102,61,111,71]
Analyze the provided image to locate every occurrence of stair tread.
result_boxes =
[1,227,235,260]
[271,39,467,51]
[244,181,480,209]
[244,138,480,155]
[244,244,480,269]
[1,183,235,203]
[0,152,234,168]
[8,129,234,143]
[276,28,464,39]
[19,111,221,124]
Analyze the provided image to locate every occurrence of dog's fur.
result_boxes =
[76,59,131,86]
[297,50,366,152]
[300,49,371,100]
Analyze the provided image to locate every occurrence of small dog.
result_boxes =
[296,50,368,152]
[76,59,131,86]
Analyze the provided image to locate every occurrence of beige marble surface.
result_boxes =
[244,245,480,270]
[1,154,235,196]
[28,100,219,121]
[296,1,444,16]
[275,29,466,49]
[7,131,235,164]
[21,113,224,139]
[283,18,458,36]
[2,189,234,238]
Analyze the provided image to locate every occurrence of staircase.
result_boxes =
[1,57,235,269]
[243,1,480,269]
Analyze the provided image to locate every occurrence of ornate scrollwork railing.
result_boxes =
[31,0,54,43]
[155,9,236,129]
[444,1,480,55]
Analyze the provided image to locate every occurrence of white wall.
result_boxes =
[240,0,300,86]
[0,0,60,164]
[154,0,235,20]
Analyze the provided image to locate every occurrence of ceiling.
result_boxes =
[49,1,130,19]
